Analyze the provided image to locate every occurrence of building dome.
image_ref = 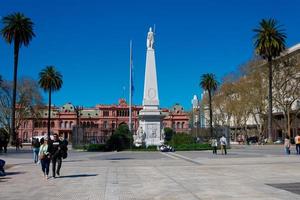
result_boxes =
[61,103,75,112]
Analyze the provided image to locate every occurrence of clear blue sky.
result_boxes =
[1,0,299,110]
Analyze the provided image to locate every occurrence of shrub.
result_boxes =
[130,145,158,151]
[87,144,106,152]
[72,144,88,150]
[164,127,174,142]
[174,143,211,151]
[169,132,194,146]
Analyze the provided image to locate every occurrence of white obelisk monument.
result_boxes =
[135,27,164,147]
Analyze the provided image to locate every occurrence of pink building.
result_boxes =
[18,99,190,143]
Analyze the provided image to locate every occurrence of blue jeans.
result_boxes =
[41,158,50,175]
[296,144,300,154]
[285,147,290,155]
[32,148,39,163]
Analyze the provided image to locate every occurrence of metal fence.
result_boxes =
[190,126,230,146]
[72,127,109,146]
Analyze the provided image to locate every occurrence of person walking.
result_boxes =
[211,137,218,154]
[295,134,300,154]
[220,135,227,155]
[32,138,40,163]
[49,134,64,178]
[3,133,9,153]
[38,137,50,179]
[284,135,291,155]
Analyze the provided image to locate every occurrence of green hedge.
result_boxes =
[73,144,107,151]
[73,143,213,152]
[129,145,158,151]
[72,144,88,150]
[173,143,212,151]
[87,144,106,151]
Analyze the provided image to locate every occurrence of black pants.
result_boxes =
[212,146,217,154]
[52,157,62,177]
[41,158,50,175]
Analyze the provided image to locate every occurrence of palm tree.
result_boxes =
[1,12,35,143]
[254,18,286,142]
[200,73,218,137]
[38,66,63,139]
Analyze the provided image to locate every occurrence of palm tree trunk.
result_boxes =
[47,87,51,139]
[208,89,213,137]
[11,39,20,144]
[268,58,273,142]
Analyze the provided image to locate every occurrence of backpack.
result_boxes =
[33,138,40,148]
[61,144,68,159]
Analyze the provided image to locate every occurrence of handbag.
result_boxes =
[39,153,46,160]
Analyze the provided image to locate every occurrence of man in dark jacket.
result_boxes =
[48,134,63,178]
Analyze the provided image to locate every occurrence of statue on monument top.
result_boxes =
[147,27,154,49]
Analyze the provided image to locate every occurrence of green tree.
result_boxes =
[254,18,286,142]
[200,73,218,137]
[1,12,35,143]
[164,127,174,142]
[38,66,63,139]
[106,124,132,151]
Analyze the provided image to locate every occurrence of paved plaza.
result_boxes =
[1,145,300,200]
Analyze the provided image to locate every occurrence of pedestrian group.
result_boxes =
[32,133,68,180]
[211,135,228,155]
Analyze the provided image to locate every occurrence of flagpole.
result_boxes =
[129,40,133,148]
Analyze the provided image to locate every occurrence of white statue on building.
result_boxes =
[147,27,154,49]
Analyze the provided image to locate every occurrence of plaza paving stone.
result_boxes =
[1,145,300,200]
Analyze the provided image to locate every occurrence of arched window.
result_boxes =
[23,132,28,141]
[176,122,180,129]
[172,122,175,129]
[43,122,47,128]
[103,121,108,129]
[60,121,64,128]
[70,121,73,128]
[87,122,90,127]
[51,122,55,128]
[65,121,68,128]
[34,122,38,128]
[181,122,185,129]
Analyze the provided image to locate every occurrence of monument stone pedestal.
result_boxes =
[138,109,165,147]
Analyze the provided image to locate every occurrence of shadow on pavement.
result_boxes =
[64,160,85,163]
[5,171,26,176]
[59,174,97,178]
[0,177,12,182]
[106,157,133,160]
